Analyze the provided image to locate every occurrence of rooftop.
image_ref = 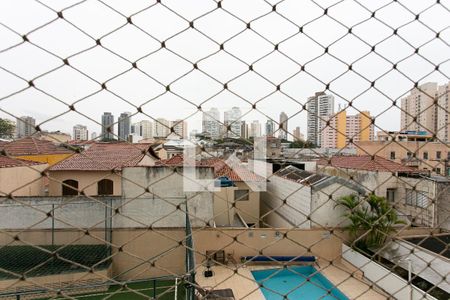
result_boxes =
[317,155,417,173]
[157,155,265,182]
[0,155,46,168]
[0,137,73,156]
[274,165,328,186]
[50,142,159,171]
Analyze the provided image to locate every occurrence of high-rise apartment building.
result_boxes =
[436,83,449,142]
[101,112,114,140]
[172,119,187,138]
[401,82,436,134]
[16,116,36,138]
[118,112,132,141]
[265,120,275,137]
[224,107,242,138]
[307,92,335,147]
[153,118,170,138]
[321,110,374,149]
[401,81,450,142]
[241,121,249,139]
[279,112,288,140]
[250,120,262,138]
[73,124,88,141]
[133,120,153,139]
[202,108,221,139]
[293,127,304,141]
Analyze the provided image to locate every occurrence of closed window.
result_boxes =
[436,151,441,159]
[386,189,396,202]
[98,179,114,195]
[234,189,249,201]
[62,179,78,196]
[436,168,441,175]
[390,151,396,160]
[423,152,428,160]
[405,189,428,208]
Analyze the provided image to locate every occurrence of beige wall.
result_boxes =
[0,164,47,196]
[213,182,260,227]
[111,228,343,280]
[48,171,122,196]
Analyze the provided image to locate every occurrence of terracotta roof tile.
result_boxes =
[317,155,417,173]
[1,137,73,156]
[50,143,159,171]
[0,156,46,168]
[157,155,265,182]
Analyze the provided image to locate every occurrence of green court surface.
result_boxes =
[56,280,187,300]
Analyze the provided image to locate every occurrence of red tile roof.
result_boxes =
[157,155,265,182]
[0,155,46,168]
[1,137,73,156]
[317,155,417,173]
[50,142,159,171]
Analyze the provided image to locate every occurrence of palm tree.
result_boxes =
[336,194,405,251]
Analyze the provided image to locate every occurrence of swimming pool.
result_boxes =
[251,266,349,300]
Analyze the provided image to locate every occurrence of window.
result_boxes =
[390,151,396,160]
[98,179,114,195]
[386,189,396,202]
[436,151,441,159]
[423,152,428,160]
[406,152,412,159]
[234,189,249,201]
[62,179,78,196]
[405,189,428,208]
[436,168,441,174]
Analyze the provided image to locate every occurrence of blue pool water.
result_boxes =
[251,266,349,300]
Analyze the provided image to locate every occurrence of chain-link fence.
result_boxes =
[0,0,449,299]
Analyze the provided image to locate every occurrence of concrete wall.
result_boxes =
[234,181,260,226]
[436,181,450,230]
[111,228,344,280]
[261,175,356,228]
[121,166,214,228]
[0,197,114,230]
[0,164,47,196]
[261,175,312,228]
[48,171,122,196]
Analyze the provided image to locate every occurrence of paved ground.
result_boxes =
[196,259,387,299]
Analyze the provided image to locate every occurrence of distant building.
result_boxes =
[224,107,242,138]
[91,132,97,140]
[132,120,153,140]
[101,112,114,140]
[321,110,374,149]
[437,82,450,142]
[293,126,304,141]
[240,121,249,139]
[118,112,132,141]
[306,93,334,147]
[73,125,88,141]
[202,108,221,139]
[171,119,187,138]
[265,120,275,137]
[16,116,36,138]
[153,118,170,138]
[278,112,288,140]
[250,120,262,138]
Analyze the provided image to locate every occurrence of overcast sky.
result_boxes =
[0,0,449,139]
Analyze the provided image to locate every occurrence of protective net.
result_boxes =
[0,0,449,299]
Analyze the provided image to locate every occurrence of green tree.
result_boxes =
[0,118,15,139]
[336,194,405,251]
